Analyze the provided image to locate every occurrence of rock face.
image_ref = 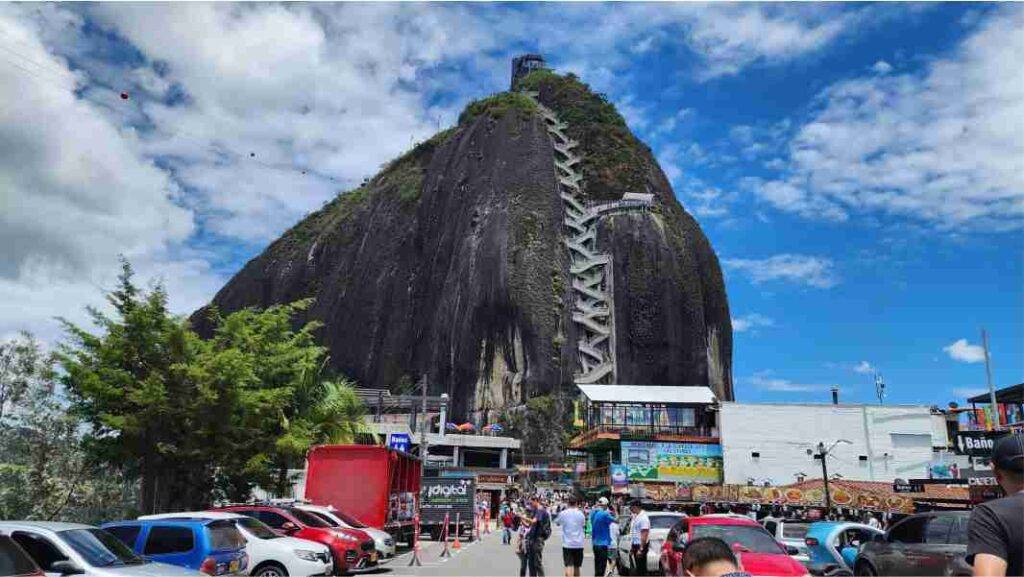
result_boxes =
[194,69,733,424]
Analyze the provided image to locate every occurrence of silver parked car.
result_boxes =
[615,511,687,575]
[761,517,812,566]
[0,522,204,577]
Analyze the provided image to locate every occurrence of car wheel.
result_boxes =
[253,562,289,577]
[854,561,877,577]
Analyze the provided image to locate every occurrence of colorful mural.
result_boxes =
[621,441,723,484]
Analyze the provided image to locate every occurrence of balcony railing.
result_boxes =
[570,424,718,448]
[578,466,609,489]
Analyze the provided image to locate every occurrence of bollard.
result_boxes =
[408,514,422,566]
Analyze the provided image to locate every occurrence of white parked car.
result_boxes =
[139,512,332,577]
[615,511,686,575]
[0,521,202,577]
[292,504,396,561]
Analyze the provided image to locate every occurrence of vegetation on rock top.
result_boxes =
[518,68,654,202]
[458,92,538,125]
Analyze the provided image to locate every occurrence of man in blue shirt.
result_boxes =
[589,497,616,577]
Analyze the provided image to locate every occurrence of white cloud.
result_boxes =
[749,371,835,393]
[757,8,1024,230]
[853,360,875,374]
[724,254,839,288]
[732,313,775,333]
[871,60,893,74]
[943,338,987,363]
[952,387,987,399]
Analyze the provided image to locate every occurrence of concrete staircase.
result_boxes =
[525,92,653,385]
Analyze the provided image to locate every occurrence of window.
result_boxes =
[751,452,761,459]
[763,521,777,536]
[287,508,331,528]
[947,517,968,545]
[143,526,195,555]
[0,535,41,577]
[235,518,279,540]
[206,522,245,551]
[691,525,783,554]
[888,516,928,544]
[254,510,289,529]
[309,511,340,527]
[650,515,683,530]
[58,528,144,567]
[924,516,956,544]
[11,531,68,571]
[782,523,809,539]
[104,525,141,549]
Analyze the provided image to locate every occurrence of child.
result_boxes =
[503,509,515,545]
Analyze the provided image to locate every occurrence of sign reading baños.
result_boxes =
[621,441,723,484]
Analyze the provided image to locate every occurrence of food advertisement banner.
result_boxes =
[621,441,723,484]
[691,484,915,513]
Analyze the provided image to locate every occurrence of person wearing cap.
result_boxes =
[590,497,615,577]
[967,433,1023,577]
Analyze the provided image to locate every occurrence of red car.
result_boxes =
[218,505,377,574]
[660,516,808,577]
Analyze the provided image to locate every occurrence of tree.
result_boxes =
[58,260,219,512]
[0,333,134,523]
[0,332,42,423]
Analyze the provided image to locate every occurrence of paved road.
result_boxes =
[387,523,607,577]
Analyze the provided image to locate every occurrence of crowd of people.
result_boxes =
[494,493,747,577]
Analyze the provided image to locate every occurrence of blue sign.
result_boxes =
[388,433,412,453]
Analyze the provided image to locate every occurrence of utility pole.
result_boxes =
[814,440,851,518]
[982,329,998,428]
[419,375,429,467]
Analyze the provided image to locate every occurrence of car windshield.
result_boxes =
[692,525,784,554]
[308,511,340,527]
[58,529,146,567]
[333,510,368,528]
[781,523,809,539]
[288,508,331,528]
[207,521,246,550]
[236,518,280,540]
[650,516,682,530]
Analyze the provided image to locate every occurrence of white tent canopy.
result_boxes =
[576,385,717,405]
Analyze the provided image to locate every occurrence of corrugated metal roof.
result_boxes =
[576,385,716,404]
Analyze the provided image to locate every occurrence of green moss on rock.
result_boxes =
[518,69,652,202]
[458,92,538,125]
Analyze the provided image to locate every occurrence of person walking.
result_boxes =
[517,509,533,577]
[503,508,516,545]
[521,495,551,577]
[607,514,621,577]
[628,499,651,576]
[555,496,586,577]
[967,434,1023,577]
[589,497,616,577]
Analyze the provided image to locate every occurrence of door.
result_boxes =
[880,516,928,576]
[142,525,197,569]
[916,516,958,576]
[10,531,69,577]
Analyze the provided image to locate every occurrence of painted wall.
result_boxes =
[720,403,948,484]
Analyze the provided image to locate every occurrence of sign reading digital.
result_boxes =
[620,441,723,484]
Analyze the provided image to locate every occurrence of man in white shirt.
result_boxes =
[628,500,651,576]
[555,496,586,577]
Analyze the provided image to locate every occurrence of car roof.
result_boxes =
[0,521,93,532]
[139,511,244,521]
[103,519,211,527]
[689,516,760,526]
[648,511,686,517]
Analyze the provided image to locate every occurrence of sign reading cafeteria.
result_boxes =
[621,441,723,484]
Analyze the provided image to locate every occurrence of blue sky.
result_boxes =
[0,3,1020,407]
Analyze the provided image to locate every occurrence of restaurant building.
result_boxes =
[569,385,721,503]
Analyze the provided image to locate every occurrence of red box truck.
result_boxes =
[304,445,421,543]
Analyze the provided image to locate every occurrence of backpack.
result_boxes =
[539,511,552,540]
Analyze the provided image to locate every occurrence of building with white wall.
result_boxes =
[720,402,950,485]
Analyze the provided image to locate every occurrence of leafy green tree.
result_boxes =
[0,333,135,523]
[58,260,220,512]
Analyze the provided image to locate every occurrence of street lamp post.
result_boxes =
[813,440,852,518]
